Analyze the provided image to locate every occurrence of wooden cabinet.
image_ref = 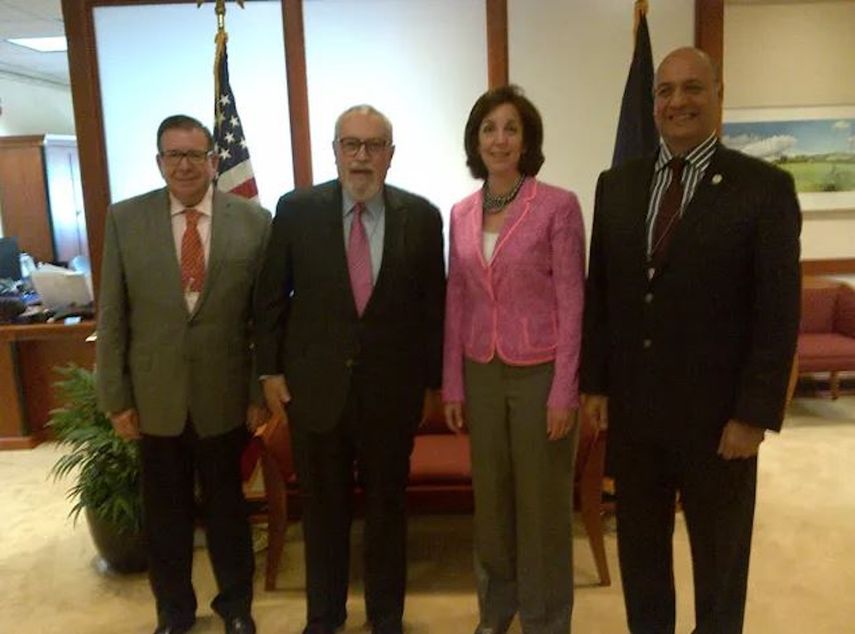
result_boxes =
[0,135,88,265]
[0,322,96,449]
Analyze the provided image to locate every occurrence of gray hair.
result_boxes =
[333,104,393,142]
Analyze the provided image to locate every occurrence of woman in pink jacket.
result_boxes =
[443,85,585,634]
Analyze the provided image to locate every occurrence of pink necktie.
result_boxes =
[347,203,373,316]
[180,208,206,292]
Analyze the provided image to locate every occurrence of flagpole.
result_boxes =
[199,0,260,201]
[197,0,247,120]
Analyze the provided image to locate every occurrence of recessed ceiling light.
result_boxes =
[7,37,68,53]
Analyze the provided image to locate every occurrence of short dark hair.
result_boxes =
[156,114,214,153]
[464,84,545,180]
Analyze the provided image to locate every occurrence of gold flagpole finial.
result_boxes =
[633,0,649,37]
[196,0,246,33]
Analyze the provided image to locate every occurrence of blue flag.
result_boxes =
[611,13,657,167]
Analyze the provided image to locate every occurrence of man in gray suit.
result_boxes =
[96,115,269,634]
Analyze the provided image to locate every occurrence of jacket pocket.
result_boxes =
[522,315,558,353]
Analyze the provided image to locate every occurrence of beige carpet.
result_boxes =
[1,396,854,633]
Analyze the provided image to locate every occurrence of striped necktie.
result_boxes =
[180,208,206,293]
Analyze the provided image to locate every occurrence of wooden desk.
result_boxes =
[0,322,95,449]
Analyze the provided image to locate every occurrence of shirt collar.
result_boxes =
[169,184,214,217]
[655,133,718,173]
[342,188,385,219]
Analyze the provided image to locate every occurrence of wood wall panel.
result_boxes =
[282,0,312,188]
[486,0,509,88]
[695,0,724,73]
[801,258,855,276]
[62,0,111,295]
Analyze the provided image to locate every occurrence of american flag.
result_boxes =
[214,41,259,201]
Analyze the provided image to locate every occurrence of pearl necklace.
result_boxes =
[482,176,525,214]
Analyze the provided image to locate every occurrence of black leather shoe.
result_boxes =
[225,615,256,634]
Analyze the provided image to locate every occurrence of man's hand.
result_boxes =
[261,375,291,423]
[109,409,140,440]
[581,393,608,430]
[420,389,442,428]
[246,403,268,433]
[547,407,576,441]
[718,419,765,460]
[444,402,465,435]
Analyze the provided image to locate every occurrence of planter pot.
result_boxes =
[85,507,147,574]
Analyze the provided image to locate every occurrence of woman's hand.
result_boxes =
[444,402,466,434]
[547,407,576,441]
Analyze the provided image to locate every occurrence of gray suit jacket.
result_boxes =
[96,187,270,438]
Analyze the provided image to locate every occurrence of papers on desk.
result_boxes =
[30,264,93,310]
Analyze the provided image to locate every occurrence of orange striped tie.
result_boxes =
[180,208,206,292]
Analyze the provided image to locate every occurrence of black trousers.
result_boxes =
[140,422,254,628]
[290,384,416,634]
[613,438,757,634]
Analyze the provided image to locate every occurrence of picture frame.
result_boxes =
[722,105,855,212]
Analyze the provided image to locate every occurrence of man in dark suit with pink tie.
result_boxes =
[254,105,445,634]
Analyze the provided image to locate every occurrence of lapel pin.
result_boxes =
[711,174,723,185]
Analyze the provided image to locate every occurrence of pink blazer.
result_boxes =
[442,178,585,409]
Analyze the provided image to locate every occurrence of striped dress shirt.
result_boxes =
[646,134,718,259]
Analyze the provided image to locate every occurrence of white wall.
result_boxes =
[724,1,855,260]
[0,75,74,136]
[508,0,696,236]
[0,75,75,236]
[303,0,486,227]
[94,2,292,212]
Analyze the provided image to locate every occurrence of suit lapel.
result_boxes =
[491,177,536,265]
[148,189,188,315]
[191,191,233,319]
[625,158,656,273]
[364,186,406,316]
[674,146,727,235]
[323,182,358,318]
[655,146,728,275]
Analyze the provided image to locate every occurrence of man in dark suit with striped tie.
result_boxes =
[254,105,445,634]
[581,48,801,634]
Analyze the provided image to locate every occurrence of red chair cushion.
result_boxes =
[800,285,838,333]
[409,434,471,484]
[834,284,855,338]
[797,332,855,372]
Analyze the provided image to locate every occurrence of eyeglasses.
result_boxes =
[159,150,212,166]
[337,137,391,157]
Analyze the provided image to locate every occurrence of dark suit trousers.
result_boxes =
[290,380,415,634]
[612,438,757,634]
[140,422,254,627]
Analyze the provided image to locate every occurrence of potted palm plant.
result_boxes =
[48,364,147,574]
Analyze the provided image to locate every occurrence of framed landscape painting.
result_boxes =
[722,105,855,211]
